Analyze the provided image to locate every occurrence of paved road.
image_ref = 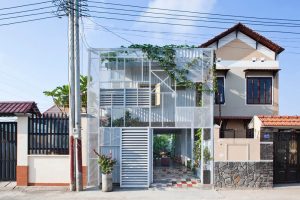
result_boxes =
[1,185,300,200]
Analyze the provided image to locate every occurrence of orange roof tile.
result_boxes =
[258,115,300,127]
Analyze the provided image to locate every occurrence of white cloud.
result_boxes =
[134,0,216,45]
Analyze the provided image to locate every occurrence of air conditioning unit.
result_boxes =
[217,57,222,62]
[261,57,265,62]
[252,57,256,62]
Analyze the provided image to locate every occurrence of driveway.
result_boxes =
[1,185,300,200]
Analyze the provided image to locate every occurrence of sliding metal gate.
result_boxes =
[120,128,150,187]
[0,122,17,181]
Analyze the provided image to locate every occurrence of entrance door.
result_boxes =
[274,132,299,183]
[0,122,17,181]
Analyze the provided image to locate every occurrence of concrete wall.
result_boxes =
[16,115,88,186]
[28,155,69,185]
[214,125,260,161]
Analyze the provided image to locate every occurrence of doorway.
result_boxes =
[274,132,300,184]
[152,129,198,187]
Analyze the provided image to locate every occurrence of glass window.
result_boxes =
[215,77,225,104]
[247,77,272,104]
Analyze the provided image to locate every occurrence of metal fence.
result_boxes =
[0,122,17,181]
[28,114,69,155]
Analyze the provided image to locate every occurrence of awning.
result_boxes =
[244,68,281,77]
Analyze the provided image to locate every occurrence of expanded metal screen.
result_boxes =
[87,48,214,186]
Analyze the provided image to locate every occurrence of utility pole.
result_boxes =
[74,0,83,191]
[68,0,76,192]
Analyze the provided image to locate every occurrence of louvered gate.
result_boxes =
[120,128,150,187]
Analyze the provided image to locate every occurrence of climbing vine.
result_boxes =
[128,44,216,94]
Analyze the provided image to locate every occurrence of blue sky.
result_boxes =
[0,0,300,114]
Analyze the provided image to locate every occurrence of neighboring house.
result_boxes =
[200,23,288,189]
[87,48,215,187]
[43,105,68,115]
[200,23,284,139]
[249,116,300,185]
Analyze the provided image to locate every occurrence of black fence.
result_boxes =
[28,114,69,155]
[0,122,17,181]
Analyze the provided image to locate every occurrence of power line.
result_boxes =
[85,17,133,44]
[0,1,52,11]
[83,24,214,38]
[0,6,56,17]
[88,1,300,23]
[0,11,58,21]
[87,10,300,29]
[87,4,300,27]
[0,16,60,27]
[87,15,300,35]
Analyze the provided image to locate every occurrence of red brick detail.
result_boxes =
[28,183,69,186]
[176,184,182,187]
[187,184,193,187]
[17,166,28,186]
[191,181,197,184]
[82,166,87,186]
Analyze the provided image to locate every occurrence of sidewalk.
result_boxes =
[1,185,300,200]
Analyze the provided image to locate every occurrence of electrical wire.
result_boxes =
[87,4,300,27]
[0,1,52,11]
[85,17,134,44]
[88,1,300,23]
[0,16,61,27]
[86,15,300,35]
[0,6,56,16]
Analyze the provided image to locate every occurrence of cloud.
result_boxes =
[134,0,216,45]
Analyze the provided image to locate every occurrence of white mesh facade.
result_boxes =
[87,48,214,187]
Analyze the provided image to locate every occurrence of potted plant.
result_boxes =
[193,129,202,178]
[94,149,117,192]
[203,146,212,184]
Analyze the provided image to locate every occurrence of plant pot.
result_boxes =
[194,167,201,178]
[101,173,113,192]
[203,170,211,184]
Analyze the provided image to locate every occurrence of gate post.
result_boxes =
[16,115,29,186]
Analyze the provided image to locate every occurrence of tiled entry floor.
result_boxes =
[152,165,201,188]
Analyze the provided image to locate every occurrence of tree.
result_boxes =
[43,75,88,112]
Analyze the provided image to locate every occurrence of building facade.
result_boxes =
[87,48,215,187]
[200,23,284,139]
[200,23,285,188]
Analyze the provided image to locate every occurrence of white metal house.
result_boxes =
[87,48,214,188]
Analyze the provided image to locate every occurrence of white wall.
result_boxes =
[28,155,70,184]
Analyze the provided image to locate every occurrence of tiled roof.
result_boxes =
[0,101,40,116]
[199,23,284,54]
[258,115,300,127]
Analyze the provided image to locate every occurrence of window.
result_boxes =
[247,77,272,104]
[215,77,225,104]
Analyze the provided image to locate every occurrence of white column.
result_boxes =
[17,115,28,166]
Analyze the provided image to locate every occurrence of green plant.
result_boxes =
[94,149,117,174]
[187,160,192,170]
[193,129,202,168]
[153,134,172,157]
[203,146,212,165]
[43,75,88,111]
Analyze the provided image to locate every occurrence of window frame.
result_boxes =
[215,76,225,105]
[246,76,273,105]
